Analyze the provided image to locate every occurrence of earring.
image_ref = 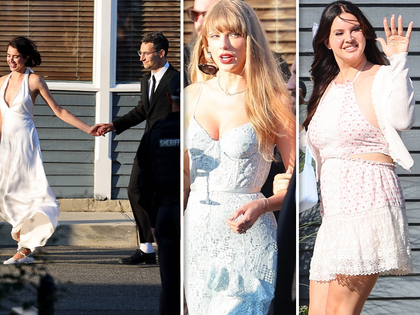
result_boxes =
[207,51,212,58]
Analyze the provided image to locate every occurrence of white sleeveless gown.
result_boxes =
[0,68,59,251]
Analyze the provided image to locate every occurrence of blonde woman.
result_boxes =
[183,0,295,313]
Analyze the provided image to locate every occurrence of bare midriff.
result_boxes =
[349,153,394,164]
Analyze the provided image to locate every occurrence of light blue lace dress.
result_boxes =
[184,98,278,314]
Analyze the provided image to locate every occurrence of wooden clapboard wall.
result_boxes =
[183,0,296,65]
[111,92,143,200]
[35,91,96,198]
[299,0,420,313]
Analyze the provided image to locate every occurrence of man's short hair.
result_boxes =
[142,31,169,57]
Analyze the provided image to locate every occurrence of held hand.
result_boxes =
[88,124,106,136]
[90,123,116,136]
[273,166,293,195]
[100,123,116,136]
[225,199,264,234]
[377,15,413,57]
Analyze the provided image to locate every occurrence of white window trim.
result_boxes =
[44,0,144,200]
[46,82,99,92]
[92,0,114,199]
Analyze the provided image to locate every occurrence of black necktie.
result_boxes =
[150,75,156,104]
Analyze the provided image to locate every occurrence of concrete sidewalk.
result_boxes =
[0,212,139,247]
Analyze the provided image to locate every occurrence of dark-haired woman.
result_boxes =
[0,37,96,264]
[303,1,414,314]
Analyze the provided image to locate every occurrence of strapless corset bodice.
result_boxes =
[186,117,272,194]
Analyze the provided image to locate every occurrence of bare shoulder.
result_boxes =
[29,72,46,89]
[28,72,43,85]
[184,82,203,101]
[359,64,382,84]
[369,64,382,75]
[0,74,9,87]
[184,82,204,122]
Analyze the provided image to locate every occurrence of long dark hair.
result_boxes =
[8,36,42,68]
[304,0,388,128]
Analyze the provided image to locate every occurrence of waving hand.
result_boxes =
[377,15,413,57]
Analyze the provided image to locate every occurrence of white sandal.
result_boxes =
[3,249,34,265]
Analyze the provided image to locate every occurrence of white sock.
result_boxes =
[140,243,154,254]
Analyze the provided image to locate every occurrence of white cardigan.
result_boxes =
[305,52,415,179]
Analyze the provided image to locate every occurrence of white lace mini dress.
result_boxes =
[184,83,277,314]
[307,70,413,282]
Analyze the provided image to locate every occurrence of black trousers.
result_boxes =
[155,204,180,315]
[127,157,154,243]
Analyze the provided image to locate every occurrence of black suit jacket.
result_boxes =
[268,167,296,315]
[113,64,179,138]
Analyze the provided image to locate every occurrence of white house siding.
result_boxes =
[299,0,420,313]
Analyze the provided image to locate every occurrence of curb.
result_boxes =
[0,212,138,247]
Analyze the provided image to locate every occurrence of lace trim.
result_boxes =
[310,205,412,282]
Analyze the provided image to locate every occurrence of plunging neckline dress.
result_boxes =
[0,68,60,251]
[307,67,412,281]
[184,83,278,314]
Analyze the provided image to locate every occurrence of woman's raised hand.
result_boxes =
[377,15,413,57]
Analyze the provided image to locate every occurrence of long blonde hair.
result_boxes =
[189,0,294,160]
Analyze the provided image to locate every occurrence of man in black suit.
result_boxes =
[93,31,179,264]
[137,73,181,315]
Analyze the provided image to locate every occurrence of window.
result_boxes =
[0,0,94,81]
[116,0,180,83]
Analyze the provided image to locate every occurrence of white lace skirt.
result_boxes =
[184,190,277,315]
[309,157,412,282]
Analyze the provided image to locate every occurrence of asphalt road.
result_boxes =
[0,246,161,315]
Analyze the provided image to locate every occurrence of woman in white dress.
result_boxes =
[0,37,96,264]
[303,1,414,314]
[183,0,295,313]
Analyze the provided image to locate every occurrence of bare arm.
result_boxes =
[0,76,6,140]
[184,149,191,210]
[183,84,200,210]
[30,74,93,134]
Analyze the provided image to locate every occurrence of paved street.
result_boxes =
[0,246,161,315]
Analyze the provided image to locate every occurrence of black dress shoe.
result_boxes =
[119,249,156,265]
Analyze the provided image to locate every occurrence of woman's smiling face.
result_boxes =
[326,12,366,65]
[7,46,28,73]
